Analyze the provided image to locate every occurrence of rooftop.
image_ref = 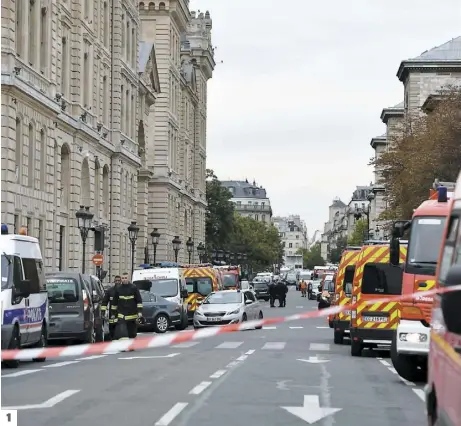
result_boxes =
[221,180,269,199]
[380,101,405,123]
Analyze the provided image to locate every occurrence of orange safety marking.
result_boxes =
[416,279,437,291]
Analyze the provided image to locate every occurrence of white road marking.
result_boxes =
[215,341,243,349]
[2,369,43,378]
[262,342,286,350]
[189,381,212,395]
[226,361,239,368]
[262,326,277,330]
[309,343,330,351]
[43,361,80,368]
[2,390,81,410]
[210,370,227,379]
[296,306,304,309]
[245,349,256,355]
[316,326,330,329]
[75,355,107,361]
[413,389,425,402]
[290,326,303,329]
[379,360,391,367]
[173,341,200,348]
[399,376,415,386]
[119,353,180,360]
[236,355,248,361]
[155,402,188,426]
[388,367,398,374]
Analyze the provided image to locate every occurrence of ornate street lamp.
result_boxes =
[186,237,194,264]
[172,236,181,263]
[151,228,161,265]
[75,206,94,274]
[128,221,140,276]
[197,243,206,263]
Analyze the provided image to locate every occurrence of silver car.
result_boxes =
[310,280,323,300]
[193,290,264,329]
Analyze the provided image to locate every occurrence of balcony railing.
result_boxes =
[236,204,272,213]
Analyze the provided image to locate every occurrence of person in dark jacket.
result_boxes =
[269,282,277,307]
[276,281,288,307]
[111,273,143,339]
[101,275,121,340]
[307,281,313,300]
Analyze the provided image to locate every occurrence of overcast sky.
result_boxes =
[191,0,460,237]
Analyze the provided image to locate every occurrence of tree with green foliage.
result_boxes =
[296,243,325,270]
[329,236,348,264]
[348,219,368,245]
[205,169,235,250]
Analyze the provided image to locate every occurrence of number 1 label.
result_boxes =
[1,410,18,425]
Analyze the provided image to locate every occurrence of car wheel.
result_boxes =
[154,314,170,333]
[175,313,188,330]
[33,324,47,362]
[241,313,247,322]
[95,322,105,342]
[255,311,263,329]
[85,326,96,344]
[3,325,20,368]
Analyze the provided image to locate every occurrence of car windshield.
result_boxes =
[407,217,446,273]
[204,292,242,304]
[254,282,268,289]
[46,278,79,302]
[222,273,238,288]
[185,277,213,296]
[1,254,11,290]
[134,279,178,298]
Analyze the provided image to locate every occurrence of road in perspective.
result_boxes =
[1,290,426,426]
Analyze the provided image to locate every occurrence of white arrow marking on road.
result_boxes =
[297,357,330,364]
[2,390,80,410]
[119,353,180,360]
[281,395,342,424]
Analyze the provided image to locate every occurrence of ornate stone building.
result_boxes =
[139,2,215,263]
[1,0,159,279]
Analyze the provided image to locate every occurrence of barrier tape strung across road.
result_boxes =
[2,285,461,361]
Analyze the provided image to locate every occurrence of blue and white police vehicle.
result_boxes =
[1,224,49,367]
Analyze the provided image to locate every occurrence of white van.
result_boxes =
[1,228,49,367]
[132,267,189,330]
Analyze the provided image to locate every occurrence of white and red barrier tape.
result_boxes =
[2,285,461,361]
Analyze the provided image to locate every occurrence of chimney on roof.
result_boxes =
[253,179,256,186]
[245,178,248,183]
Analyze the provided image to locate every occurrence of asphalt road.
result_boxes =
[1,287,427,426]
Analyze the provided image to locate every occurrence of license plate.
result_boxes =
[207,317,221,322]
[362,316,388,323]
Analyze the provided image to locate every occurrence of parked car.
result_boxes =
[310,279,322,300]
[45,272,102,343]
[252,280,270,301]
[193,290,263,329]
[138,290,183,333]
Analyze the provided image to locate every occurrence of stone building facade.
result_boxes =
[138,2,215,264]
[1,0,158,279]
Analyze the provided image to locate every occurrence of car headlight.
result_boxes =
[195,307,204,315]
[228,308,240,315]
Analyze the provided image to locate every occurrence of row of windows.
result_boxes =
[81,0,110,48]
[247,214,267,222]
[122,9,137,69]
[121,80,137,139]
[120,171,136,218]
[170,26,181,67]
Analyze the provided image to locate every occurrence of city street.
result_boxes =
[1,289,426,426]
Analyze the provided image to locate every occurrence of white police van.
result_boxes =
[1,225,49,367]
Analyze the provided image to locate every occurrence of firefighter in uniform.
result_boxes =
[111,273,143,339]
[101,275,121,340]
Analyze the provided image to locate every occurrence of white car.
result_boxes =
[193,290,264,329]
[310,280,322,300]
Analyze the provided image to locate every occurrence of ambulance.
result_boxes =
[132,264,189,330]
[1,225,49,367]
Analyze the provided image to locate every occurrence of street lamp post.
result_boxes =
[354,193,375,241]
[172,236,181,263]
[151,228,160,265]
[186,237,194,264]
[197,243,206,263]
[128,221,140,277]
[75,206,94,274]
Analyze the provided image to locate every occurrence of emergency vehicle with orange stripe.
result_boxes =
[349,240,407,357]
[214,265,241,290]
[390,180,454,382]
[182,264,223,322]
[331,246,361,344]
[425,173,461,426]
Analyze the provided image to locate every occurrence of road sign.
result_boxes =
[92,254,104,266]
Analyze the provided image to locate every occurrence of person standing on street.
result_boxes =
[111,273,143,340]
[269,281,277,308]
[307,280,313,300]
[101,275,121,340]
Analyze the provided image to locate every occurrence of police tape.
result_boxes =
[2,284,461,361]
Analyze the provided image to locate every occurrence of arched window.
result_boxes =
[28,123,35,188]
[60,144,71,208]
[102,165,110,217]
[148,2,155,10]
[159,2,165,10]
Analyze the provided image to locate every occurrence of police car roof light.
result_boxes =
[1,224,8,234]
[437,186,448,203]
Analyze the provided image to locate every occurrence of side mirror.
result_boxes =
[245,299,253,305]
[180,289,189,299]
[441,265,461,334]
[15,279,32,298]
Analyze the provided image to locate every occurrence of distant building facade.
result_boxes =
[272,215,308,267]
[221,180,272,223]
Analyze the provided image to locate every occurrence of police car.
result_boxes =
[1,224,49,367]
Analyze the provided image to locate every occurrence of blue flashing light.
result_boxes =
[1,224,8,235]
[438,186,448,203]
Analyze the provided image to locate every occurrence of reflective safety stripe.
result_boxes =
[117,314,138,320]
[119,295,135,300]
[136,304,143,308]
[108,319,118,324]
[101,306,107,311]
[111,305,118,310]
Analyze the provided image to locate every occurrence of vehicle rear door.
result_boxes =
[11,255,29,344]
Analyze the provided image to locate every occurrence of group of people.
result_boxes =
[268,280,289,307]
[101,273,144,341]
[299,280,313,298]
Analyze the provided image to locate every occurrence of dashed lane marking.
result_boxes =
[309,343,330,351]
[155,402,188,426]
[210,370,226,379]
[262,342,286,350]
[413,389,425,402]
[76,355,108,361]
[215,341,243,349]
[245,350,256,355]
[262,326,277,330]
[379,359,391,367]
[316,326,330,329]
[2,369,43,378]
[189,381,212,395]
[43,361,80,368]
[289,326,303,329]
[173,341,200,348]
[236,355,248,361]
